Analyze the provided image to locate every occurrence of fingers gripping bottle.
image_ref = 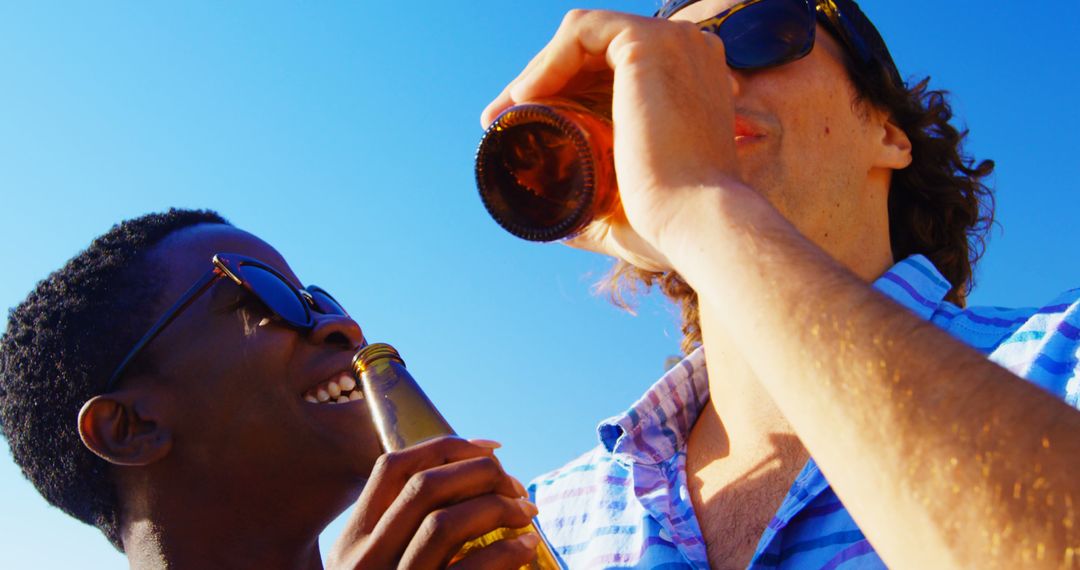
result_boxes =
[475,87,618,243]
[352,343,562,570]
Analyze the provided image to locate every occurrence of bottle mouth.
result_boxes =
[353,343,404,374]
[475,104,596,242]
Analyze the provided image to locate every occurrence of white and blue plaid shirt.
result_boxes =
[530,255,1080,569]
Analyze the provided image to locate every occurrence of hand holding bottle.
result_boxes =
[326,436,540,570]
[481,10,746,274]
[351,343,561,570]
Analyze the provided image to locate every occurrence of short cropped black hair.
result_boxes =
[0,208,230,551]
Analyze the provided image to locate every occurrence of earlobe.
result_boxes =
[78,394,172,466]
[877,117,913,170]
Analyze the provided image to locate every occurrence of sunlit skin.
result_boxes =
[666,2,905,566]
[482,2,1080,568]
[77,224,541,569]
[670,0,902,283]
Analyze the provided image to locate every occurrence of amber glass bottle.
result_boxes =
[475,97,617,242]
[352,343,562,570]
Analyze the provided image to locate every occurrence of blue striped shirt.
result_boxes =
[530,255,1080,569]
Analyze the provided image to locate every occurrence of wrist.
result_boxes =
[651,179,775,276]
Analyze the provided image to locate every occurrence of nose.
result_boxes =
[308,313,365,350]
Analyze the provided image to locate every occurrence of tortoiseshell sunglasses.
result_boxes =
[656,0,902,87]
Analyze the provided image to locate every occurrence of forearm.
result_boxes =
[665,184,1080,569]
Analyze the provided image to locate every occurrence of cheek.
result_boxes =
[803,100,846,143]
[237,306,274,337]
[784,61,862,141]
[786,99,866,176]
[193,319,296,403]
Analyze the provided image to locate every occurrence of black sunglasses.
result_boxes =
[656,0,902,87]
[103,253,348,392]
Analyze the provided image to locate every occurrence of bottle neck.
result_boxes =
[353,343,456,451]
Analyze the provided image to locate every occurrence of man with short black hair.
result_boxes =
[482,0,1080,567]
[0,209,542,568]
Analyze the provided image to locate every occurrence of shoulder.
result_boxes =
[949,287,1080,406]
[530,445,628,513]
[529,446,640,562]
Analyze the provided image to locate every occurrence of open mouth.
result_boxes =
[303,371,365,405]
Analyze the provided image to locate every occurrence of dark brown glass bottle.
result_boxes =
[475,97,617,242]
[352,343,562,570]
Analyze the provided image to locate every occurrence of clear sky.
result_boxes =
[1,0,1077,567]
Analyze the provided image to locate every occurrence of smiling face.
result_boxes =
[670,0,910,279]
[130,223,381,530]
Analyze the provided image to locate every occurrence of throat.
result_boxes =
[688,312,810,568]
[685,400,808,570]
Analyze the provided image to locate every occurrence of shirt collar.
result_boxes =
[872,254,952,320]
[598,347,710,465]
[595,255,951,466]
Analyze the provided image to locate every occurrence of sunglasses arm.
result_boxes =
[102,268,225,392]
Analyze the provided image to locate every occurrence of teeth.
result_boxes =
[339,375,356,392]
[327,380,342,398]
[303,372,364,404]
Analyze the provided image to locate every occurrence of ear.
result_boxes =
[78,394,172,466]
[874,114,913,170]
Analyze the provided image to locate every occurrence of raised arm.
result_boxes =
[483,9,1080,568]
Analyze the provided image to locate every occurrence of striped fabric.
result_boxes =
[530,255,1080,569]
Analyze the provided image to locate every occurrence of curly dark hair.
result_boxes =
[0,208,230,551]
[607,4,995,356]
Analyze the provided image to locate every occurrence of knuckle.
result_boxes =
[371,452,398,476]
[617,25,653,47]
[421,508,454,536]
[562,8,590,26]
[674,19,701,35]
[668,21,705,48]
[425,435,461,459]
[474,456,503,480]
[503,501,533,528]
[404,470,436,499]
[614,33,652,66]
[701,28,727,52]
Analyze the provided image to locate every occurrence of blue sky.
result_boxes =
[1,1,1077,567]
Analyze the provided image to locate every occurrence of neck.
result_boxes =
[684,301,809,569]
[119,472,329,570]
[688,305,805,474]
[124,511,325,570]
[841,170,895,283]
[685,236,896,478]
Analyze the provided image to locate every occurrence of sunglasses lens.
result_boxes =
[243,265,311,326]
[722,0,814,69]
[309,287,348,317]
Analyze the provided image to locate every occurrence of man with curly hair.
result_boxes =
[0,209,543,568]
[482,0,1080,568]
